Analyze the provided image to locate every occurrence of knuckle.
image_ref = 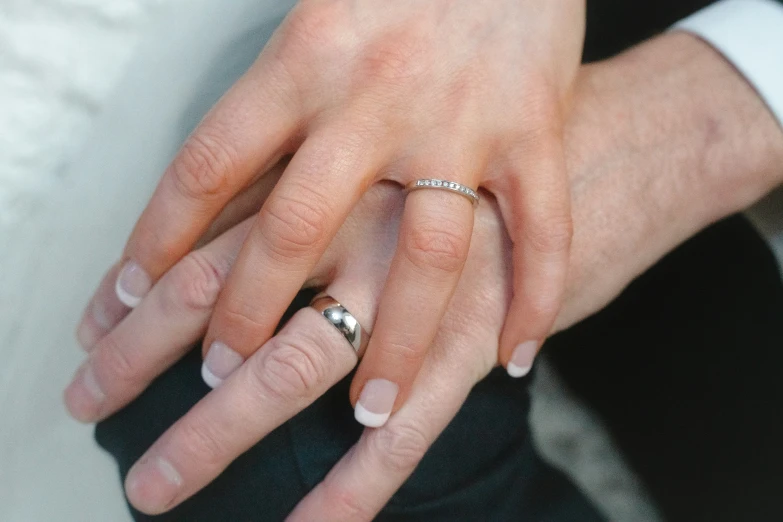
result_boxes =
[404,222,470,275]
[170,131,237,200]
[164,251,225,313]
[524,288,563,325]
[517,85,562,132]
[219,300,269,335]
[376,337,427,366]
[251,333,330,403]
[94,335,139,386]
[280,1,345,55]
[174,417,229,469]
[361,30,430,85]
[370,421,431,474]
[322,481,375,521]
[526,214,573,255]
[259,189,332,259]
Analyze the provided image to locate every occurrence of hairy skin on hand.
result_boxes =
[556,32,783,332]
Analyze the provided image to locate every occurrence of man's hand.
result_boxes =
[65,32,783,518]
[556,31,783,332]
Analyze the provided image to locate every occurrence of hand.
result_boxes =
[68,176,510,513]
[79,0,587,424]
[66,32,783,518]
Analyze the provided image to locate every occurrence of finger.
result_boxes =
[496,136,572,377]
[123,280,378,515]
[291,195,508,521]
[196,157,288,248]
[76,158,288,354]
[112,52,302,308]
[288,326,481,521]
[200,118,390,370]
[66,172,371,422]
[349,176,475,428]
[64,219,254,423]
[75,263,130,351]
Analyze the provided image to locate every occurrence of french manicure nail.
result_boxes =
[64,362,105,422]
[355,379,399,428]
[82,363,105,402]
[76,299,114,351]
[78,269,136,350]
[76,320,101,351]
[115,260,151,308]
[507,340,539,378]
[126,456,183,513]
[201,341,244,388]
[91,297,115,330]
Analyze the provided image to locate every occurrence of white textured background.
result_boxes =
[0,1,163,520]
[0,0,165,227]
[2,1,781,521]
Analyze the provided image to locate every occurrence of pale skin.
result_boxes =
[66,33,783,518]
[78,0,588,424]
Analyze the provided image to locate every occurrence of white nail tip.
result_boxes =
[354,403,391,428]
[507,363,532,378]
[115,278,142,308]
[201,364,223,389]
[155,457,183,487]
[82,365,105,401]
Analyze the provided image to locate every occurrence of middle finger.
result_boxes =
[201,114,391,372]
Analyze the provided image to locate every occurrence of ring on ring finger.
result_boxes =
[310,294,370,358]
[404,179,480,207]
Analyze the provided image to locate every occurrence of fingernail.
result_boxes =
[201,341,244,388]
[64,362,105,422]
[82,363,105,401]
[115,260,151,308]
[355,379,399,428]
[76,299,115,350]
[78,267,135,350]
[126,456,183,513]
[76,320,101,351]
[507,340,539,378]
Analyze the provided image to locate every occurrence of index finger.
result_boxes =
[114,55,300,307]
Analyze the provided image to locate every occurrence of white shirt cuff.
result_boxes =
[674,0,783,128]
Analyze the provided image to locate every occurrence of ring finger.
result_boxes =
[123,278,378,514]
[349,157,481,427]
[289,298,494,521]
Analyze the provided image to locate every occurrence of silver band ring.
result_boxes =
[405,179,479,207]
[310,294,368,357]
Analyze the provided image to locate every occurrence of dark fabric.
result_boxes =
[549,216,783,522]
[570,10,783,521]
[583,0,715,62]
[97,350,602,522]
[95,1,783,521]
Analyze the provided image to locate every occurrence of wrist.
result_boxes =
[555,32,783,331]
[668,31,783,220]
[588,32,783,227]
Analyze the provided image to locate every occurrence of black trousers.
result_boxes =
[97,1,783,520]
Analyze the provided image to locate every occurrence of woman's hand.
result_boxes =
[81,0,586,424]
[66,47,619,517]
